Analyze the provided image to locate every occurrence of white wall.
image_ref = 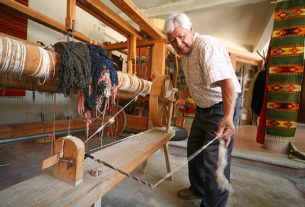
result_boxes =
[0,0,127,125]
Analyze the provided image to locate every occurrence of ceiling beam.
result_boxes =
[110,0,166,40]
[139,0,272,18]
[77,0,142,40]
[0,0,105,46]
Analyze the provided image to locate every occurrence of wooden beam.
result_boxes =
[110,0,166,40]
[105,39,154,51]
[0,129,174,206]
[0,119,104,140]
[76,0,142,40]
[0,0,105,46]
[65,0,77,31]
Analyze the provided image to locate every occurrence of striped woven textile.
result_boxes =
[266,0,305,138]
[0,0,28,40]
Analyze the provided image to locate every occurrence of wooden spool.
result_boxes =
[53,136,85,185]
[149,75,173,127]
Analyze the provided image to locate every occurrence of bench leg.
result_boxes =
[93,198,101,207]
[163,143,172,181]
[137,160,147,174]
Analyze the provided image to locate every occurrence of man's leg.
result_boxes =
[201,97,242,207]
[187,112,206,197]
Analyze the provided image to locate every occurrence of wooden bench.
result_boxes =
[0,128,174,207]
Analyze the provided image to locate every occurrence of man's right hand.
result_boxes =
[175,98,186,109]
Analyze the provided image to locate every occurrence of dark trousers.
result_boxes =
[187,97,242,207]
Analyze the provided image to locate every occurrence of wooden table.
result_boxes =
[0,128,174,207]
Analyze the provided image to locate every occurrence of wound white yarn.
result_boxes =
[8,39,17,72]
[216,139,233,193]
[20,41,26,75]
[34,47,51,85]
[0,38,2,66]
[10,39,20,73]
[49,51,56,79]
[31,47,42,77]
[0,37,12,73]
[0,37,27,75]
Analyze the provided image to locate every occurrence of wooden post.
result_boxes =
[230,53,237,72]
[65,0,76,31]
[151,40,167,78]
[127,36,136,74]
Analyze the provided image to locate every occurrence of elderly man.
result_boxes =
[164,13,242,207]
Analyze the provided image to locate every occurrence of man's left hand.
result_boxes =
[215,116,235,147]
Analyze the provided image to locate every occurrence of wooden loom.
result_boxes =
[0,0,177,206]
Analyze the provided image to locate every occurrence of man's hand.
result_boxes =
[175,98,186,109]
[215,116,235,147]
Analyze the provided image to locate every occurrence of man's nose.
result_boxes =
[175,37,183,47]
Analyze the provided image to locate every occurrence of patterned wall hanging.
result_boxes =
[265,0,305,147]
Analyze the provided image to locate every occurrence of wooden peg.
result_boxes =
[53,136,85,185]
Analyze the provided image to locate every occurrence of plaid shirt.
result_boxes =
[181,33,241,108]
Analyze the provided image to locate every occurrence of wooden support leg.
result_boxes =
[137,160,147,174]
[163,143,172,181]
[93,198,101,207]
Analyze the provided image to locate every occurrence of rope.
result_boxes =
[85,136,219,189]
[50,93,56,155]
[67,95,72,136]
[84,93,140,144]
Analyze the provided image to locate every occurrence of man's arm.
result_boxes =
[174,88,190,109]
[215,78,236,147]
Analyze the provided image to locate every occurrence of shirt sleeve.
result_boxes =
[199,37,234,88]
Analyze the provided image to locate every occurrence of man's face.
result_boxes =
[167,25,194,55]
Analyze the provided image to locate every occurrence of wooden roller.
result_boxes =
[0,36,59,78]
[0,35,152,95]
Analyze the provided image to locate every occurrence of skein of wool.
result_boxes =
[216,139,233,192]
[54,42,91,96]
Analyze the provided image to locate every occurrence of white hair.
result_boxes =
[163,13,192,39]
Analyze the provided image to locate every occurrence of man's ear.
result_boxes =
[190,26,193,33]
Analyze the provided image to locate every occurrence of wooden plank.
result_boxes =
[0,0,105,47]
[76,0,142,40]
[0,119,103,140]
[110,0,165,40]
[0,129,174,207]
[236,56,260,66]
[105,39,154,51]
